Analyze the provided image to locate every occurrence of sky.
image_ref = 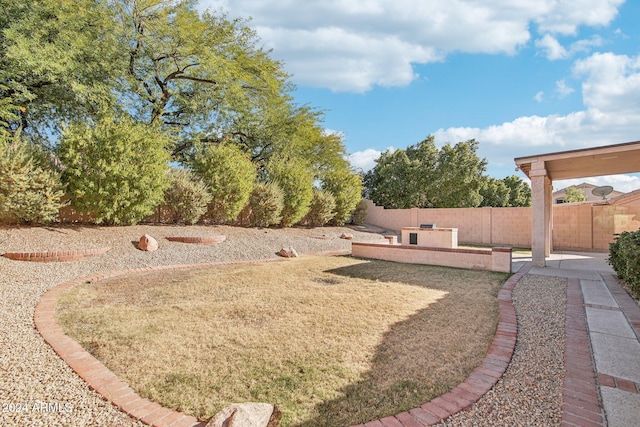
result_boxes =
[201,0,640,193]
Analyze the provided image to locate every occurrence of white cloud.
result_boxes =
[431,52,640,183]
[200,0,624,92]
[534,91,544,102]
[555,80,575,98]
[347,147,395,171]
[535,34,568,60]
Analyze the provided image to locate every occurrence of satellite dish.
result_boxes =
[592,185,613,200]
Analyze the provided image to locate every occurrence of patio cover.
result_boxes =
[514,140,640,267]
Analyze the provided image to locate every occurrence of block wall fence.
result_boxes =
[365,200,640,251]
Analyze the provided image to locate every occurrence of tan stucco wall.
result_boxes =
[365,200,640,251]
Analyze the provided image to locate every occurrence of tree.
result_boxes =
[479,177,510,207]
[58,114,170,225]
[1,0,121,140]
[190,143,256,223]
[564,186,587,203]
[503,175,531,207]
[365,136,487,209]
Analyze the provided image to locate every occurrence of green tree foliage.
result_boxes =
[564,186,587,203]
[503,175,531,207]
[1,0,120,139]
[164,168,211,224]
[365,136,487,208]
[0,133,65,224]
[479,177,510,207]
[247,182,284,228]
[322,164,363,225]
[58,115,170,225]
[304,189,336,227]
[266,157,314,227]
[191,143,256,223]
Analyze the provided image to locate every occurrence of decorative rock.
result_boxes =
[207,402,275,427]
[340,233,353,240]
[278,246,298,258]
[138,234,158,252]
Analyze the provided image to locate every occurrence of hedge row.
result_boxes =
[608,229,640,300]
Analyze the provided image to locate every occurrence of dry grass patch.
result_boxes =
[56,256,508,426]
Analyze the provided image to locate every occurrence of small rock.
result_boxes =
[340,233,353,240]
[207,402,275,427]
[138,234,158,252]
[278,247,298,258]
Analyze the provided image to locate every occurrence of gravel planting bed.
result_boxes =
[0,224,567,426]
[437,274,566,427]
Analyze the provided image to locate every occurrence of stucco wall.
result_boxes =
[365,199,640,251]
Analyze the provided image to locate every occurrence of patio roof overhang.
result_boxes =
[514,140,640,181]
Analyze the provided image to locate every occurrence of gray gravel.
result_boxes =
[0,224,384,427]
[0,224,568,426]
[437,274,567,427]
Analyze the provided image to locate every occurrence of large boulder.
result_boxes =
[207,402,276,427]
[278,247,298,258]
[138,234,158,252]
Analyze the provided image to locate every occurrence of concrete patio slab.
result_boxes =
[590,332,640,382]
[600,386,640,427]
[586,307,637,338]
[582,279,619,307]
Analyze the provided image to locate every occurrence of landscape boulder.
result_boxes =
[278,246,298,258]
[340,233,353,240]
[206,402,276,427]
[138,234,158,252]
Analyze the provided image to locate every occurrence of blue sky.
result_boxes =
[202,0,640,193]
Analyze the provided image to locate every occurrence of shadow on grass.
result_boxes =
[294,260,504,426]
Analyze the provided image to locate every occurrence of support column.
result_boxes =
[530,162,552,267]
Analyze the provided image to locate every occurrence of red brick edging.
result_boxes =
[35,255,521,427]
[3,247,111,262]
[562,278,606,427]
[165,236,226,245]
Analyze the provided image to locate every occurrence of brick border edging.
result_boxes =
[165,236,226,245]
[2,247,111,262]
[562,277,606,427]
[351,265,528,427]
[36,254,522,427]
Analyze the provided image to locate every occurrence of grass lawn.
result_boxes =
[56,256,508,426]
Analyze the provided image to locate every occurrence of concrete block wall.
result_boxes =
[365,200,640,251]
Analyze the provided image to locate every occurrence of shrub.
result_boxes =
[191,143,256,223]
[58,115,170,225]
[266,157,314,227]
[303,189,336,227]
[322,167,363,225]
[350,199,368,225]
[608,229,640,300]
[247,182,284,227]
[0,134,65,224]
[164,168,212,225]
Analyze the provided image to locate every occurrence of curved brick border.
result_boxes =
[165,236,226,245]
[3,247,111,262]
[35,255,522,427]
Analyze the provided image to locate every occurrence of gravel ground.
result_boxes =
[437,274,567,427]
[0,224,385,427]
[0,224,567,426]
